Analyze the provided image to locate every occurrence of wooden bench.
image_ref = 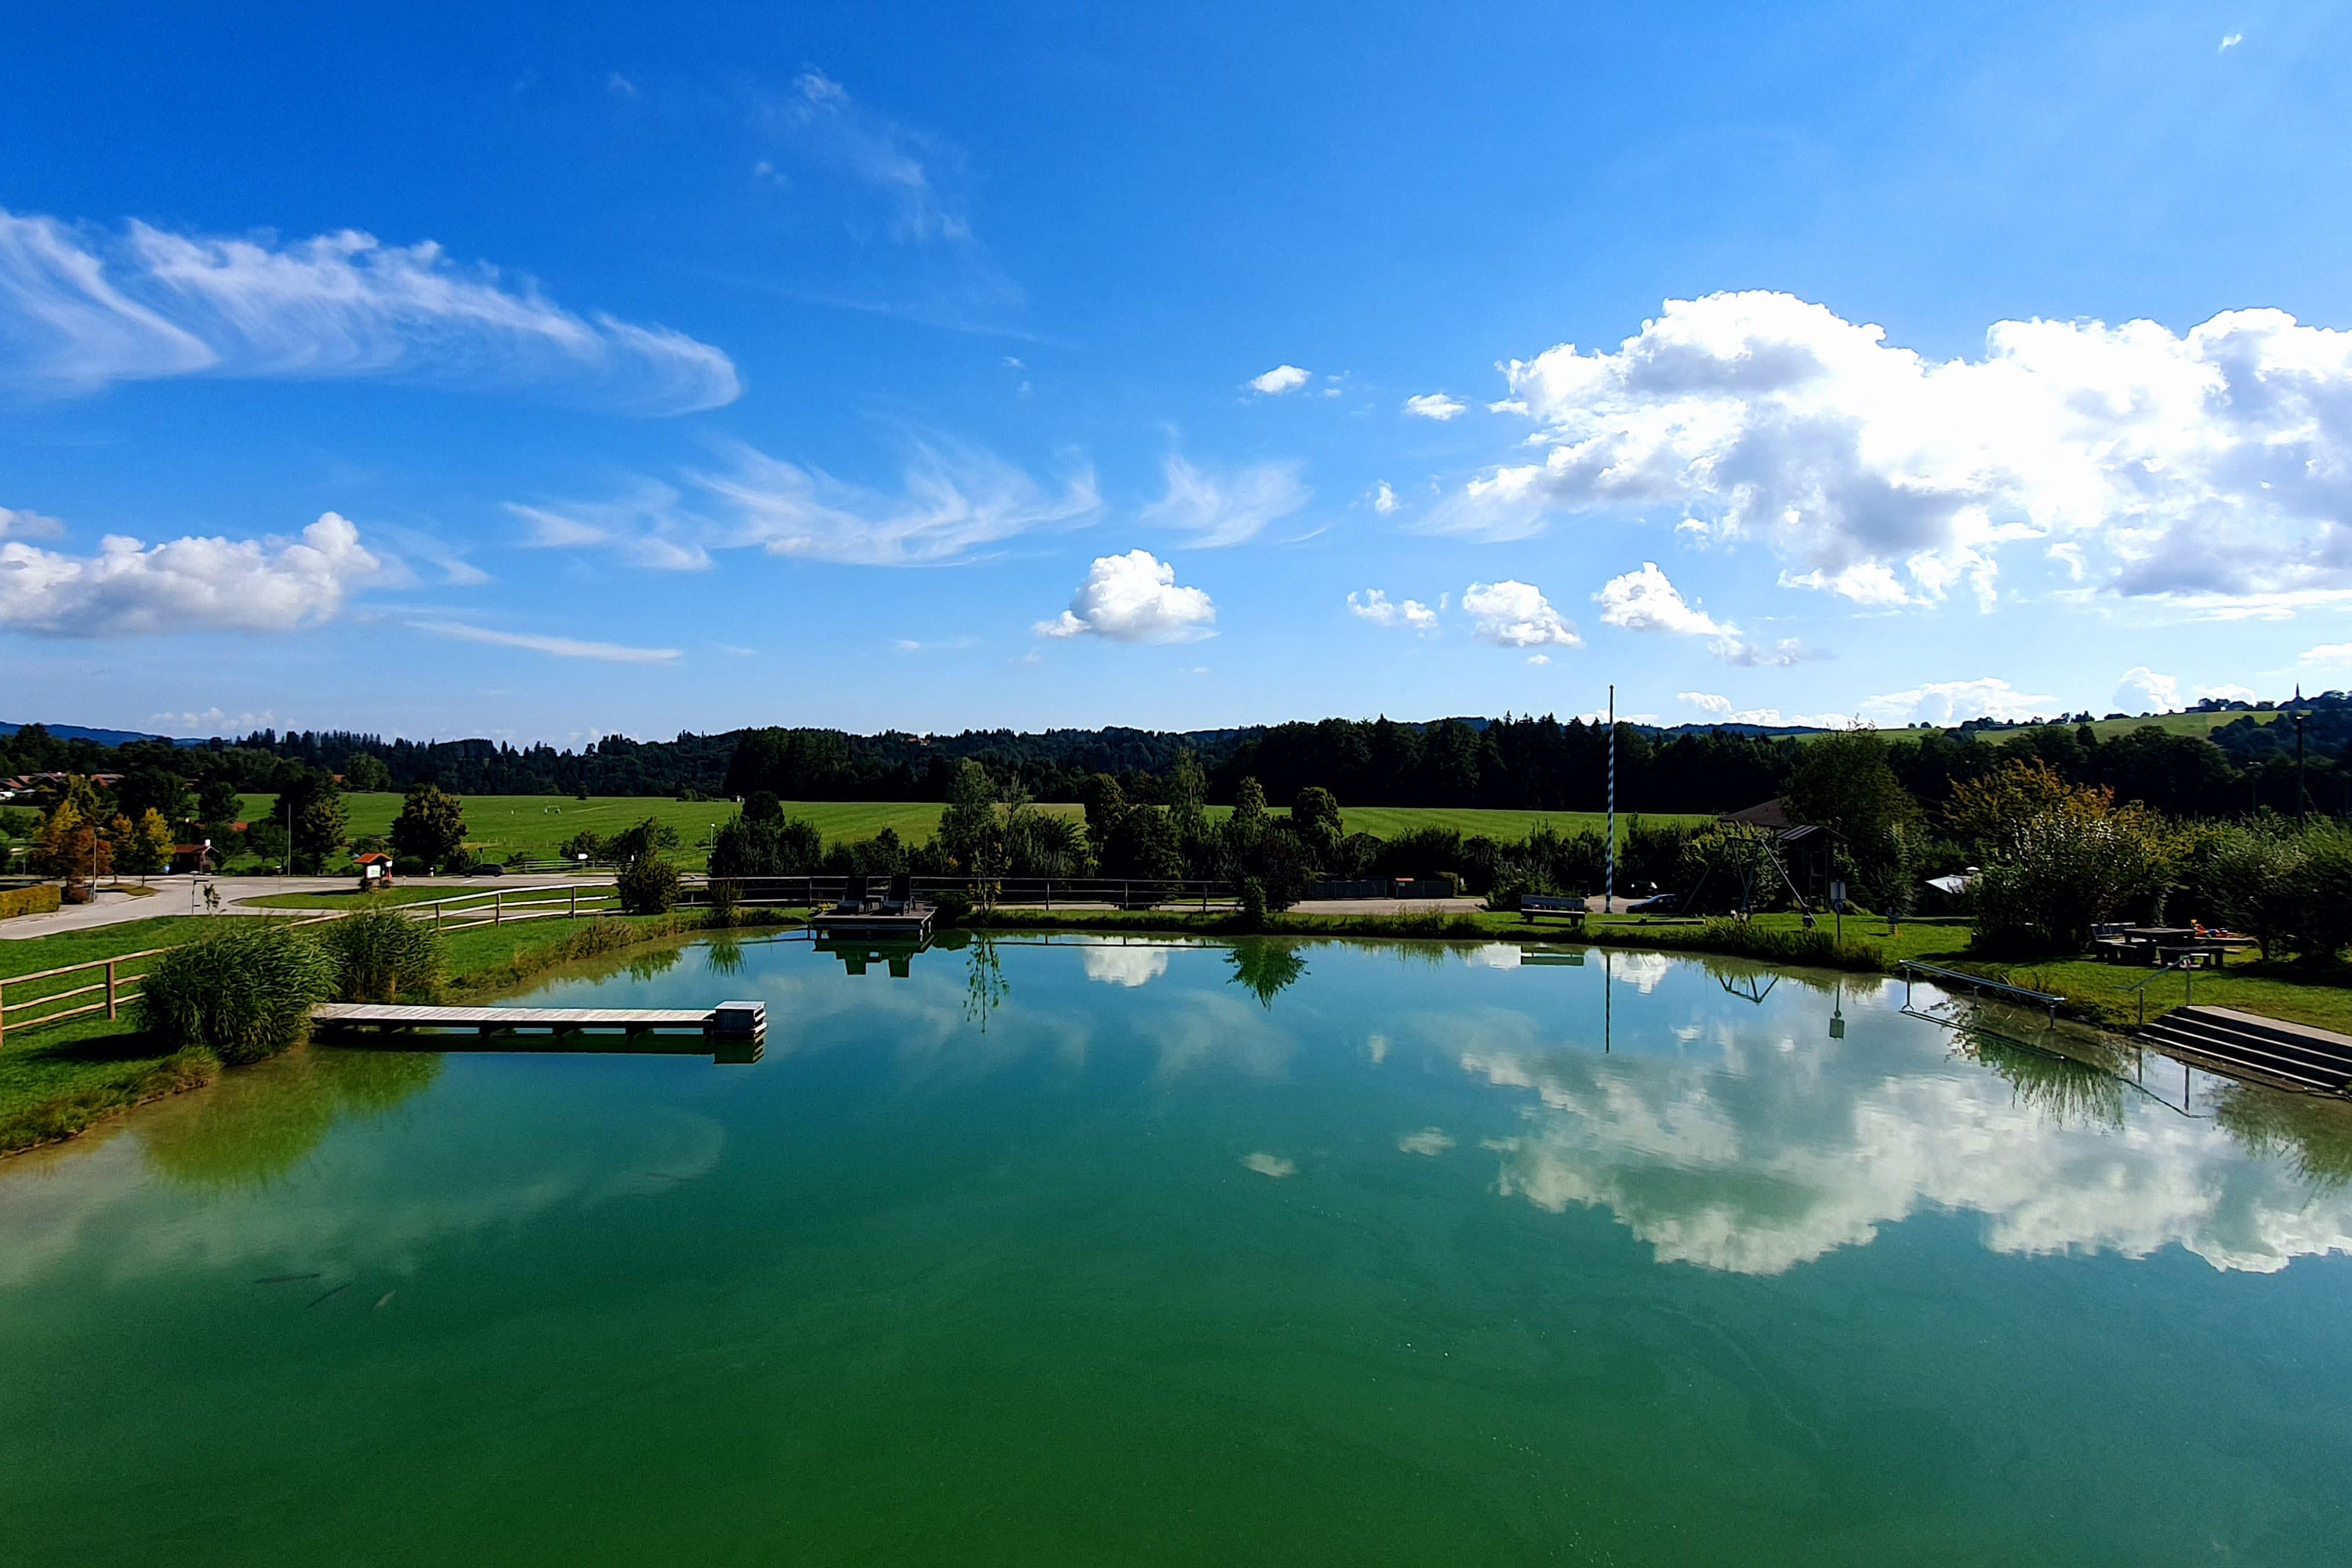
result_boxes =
[1519,895,1586,931]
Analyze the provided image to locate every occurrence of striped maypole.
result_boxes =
[1604,684,1616,914]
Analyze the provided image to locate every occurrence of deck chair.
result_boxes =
[882,873,913,913]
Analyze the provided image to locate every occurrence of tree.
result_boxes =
[1944,759,2071,858]
[115,767,192,829]
[617,853,681,915]
[1080,773,1129,849]
[603,816,681,864]
[274,769,347,872]
[1290,786,1344,866]
[114,808,176,880]
[1785,727,1920,907]
[343,751,394,792]
[35,794,111,891]
[1973,786,2175,954]
[196,777,244,835]
[937,760,1004,895]
[390,783,469,869]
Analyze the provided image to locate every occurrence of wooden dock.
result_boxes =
[810,908,935,942]
[312,1000,767,1062]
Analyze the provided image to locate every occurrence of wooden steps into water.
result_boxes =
[313,1000,767,1062]
[2135,1006,2352,1095]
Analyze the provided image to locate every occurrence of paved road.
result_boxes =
[0,873,601,941]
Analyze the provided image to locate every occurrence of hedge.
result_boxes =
[0,884,63,920]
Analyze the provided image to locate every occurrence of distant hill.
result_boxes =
[0,720,191,748]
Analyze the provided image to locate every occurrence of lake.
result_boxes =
[2,933,2348,1564]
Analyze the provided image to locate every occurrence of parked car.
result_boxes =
[1627,892,1678,914]
[463,862,506,877]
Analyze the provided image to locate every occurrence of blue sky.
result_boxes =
[5,2,2352,742]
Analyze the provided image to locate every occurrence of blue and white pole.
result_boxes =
[1604,683,1615,915]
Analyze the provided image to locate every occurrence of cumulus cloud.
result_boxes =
[1140,455,1308,547]
[1036,550,1215,642]
[1859,677,2054,726]
[1346,588,1437,630]
[1249,364,1311,396]
[0,511,380,635]
[410,621,681,664]
[1370,481,1399,515]
[0,506,65,540]
[1677,691,1848,728]
[2116,666,2181,710]
[1429,290,2352,615]
[1596,561,1812,665]
[0,209,739,412]
[2198,683,2259,702]
[1462,579,1581,648]
[1403,392,1465,420]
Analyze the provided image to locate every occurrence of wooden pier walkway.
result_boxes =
[312,1000,767,1061]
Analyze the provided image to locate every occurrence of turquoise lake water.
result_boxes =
[2,933,2347,1564]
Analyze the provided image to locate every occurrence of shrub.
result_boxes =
[0,884,63,920]
[2281,825,2352,965]
[318,906,445,1002]
[135,922,338,1064]
[1236,877,1268,931]
[1973,792,2173,956]
[617,855,681,915]
[933,888,975,925]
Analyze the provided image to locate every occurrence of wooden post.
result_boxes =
[570,886,578,919]
[105,960,117,1021]
[495,891,503,925]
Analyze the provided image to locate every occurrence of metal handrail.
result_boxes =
[2123,959,2201,1024]
[1897,960,2062,1018]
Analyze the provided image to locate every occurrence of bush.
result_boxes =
[318,906,444,1002]
[933,888,975,925]
[135,922,338,1064]
[0,884,63,920]
[1236,877,1268,931]
[2281,825,2352,965]
[1973,794,2173,956]
[617,855,681,915]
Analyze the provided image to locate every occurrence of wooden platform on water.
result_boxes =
[811,907,935,941]
[312,1000,767,1062]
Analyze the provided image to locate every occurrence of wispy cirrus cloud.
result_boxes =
[518,437,1101,571]
[1141,455,1308,547]
[0,208,739,412]
[0,511,383,635]
[409,620,681,664]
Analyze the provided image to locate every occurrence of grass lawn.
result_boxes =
[0,910,735,1154]
[245,885,512,910]
[234,793,1710,871]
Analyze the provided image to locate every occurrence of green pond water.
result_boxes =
[3,935,2350,1565]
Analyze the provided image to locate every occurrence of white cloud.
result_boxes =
[1432,290,2352,615]
[509,480,713,572]
[770,71,970,243]
[695,438,1099,566]
[1249,364,1311,395]
[1859,677,2054,726]
[0,511,381,635]
[1403,392,1465,420]
[1140,455,1308,548]
[1370,481,1399,515]
[0,506,65,540]
[1036,550,1215,643]
[2196,683,2259,702]
[1676,691,1847,728]
[1079,942,1171,988]
[2302,644,2352,669]
[1595,561,1811,665]
[2116,666,2180,710]
[1596,561,1730,637]
[411,621,681,664]
[1346,588,1437,630]
[2220,31,2244,51]
[1462,579,1582,648]
[0,209,739,412]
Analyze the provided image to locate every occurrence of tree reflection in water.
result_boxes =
[704,935,746,977]
[2216,1085,2352,1190]
[1958,1032,2130,1131]
[963,935,1007,1030]
[140,1047,443,1190]
[1227,941,1308,1008]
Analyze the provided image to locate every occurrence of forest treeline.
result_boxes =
[6,699,2352,821]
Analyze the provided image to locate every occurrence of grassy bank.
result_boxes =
[227,793,1713,873]
[0,910,754,1156]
